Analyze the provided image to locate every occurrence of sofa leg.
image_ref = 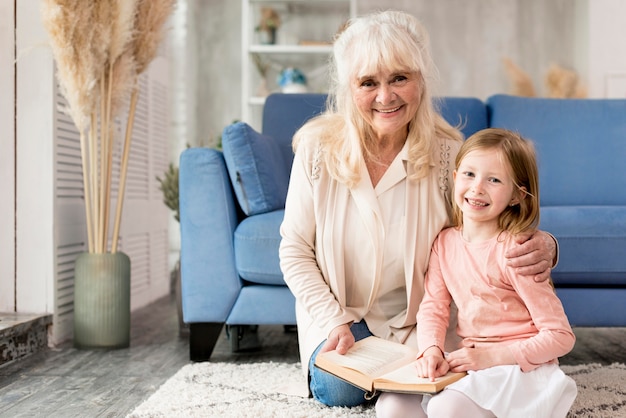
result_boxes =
[189,322,223,362]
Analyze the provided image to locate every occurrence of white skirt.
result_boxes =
[423,364,577,418]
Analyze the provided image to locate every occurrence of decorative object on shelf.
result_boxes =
[41,0,176,349]
[277,67,307,93]
[252,53,271,97]
[256,7,280,45]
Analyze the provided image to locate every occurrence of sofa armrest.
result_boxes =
[179,148,242,323]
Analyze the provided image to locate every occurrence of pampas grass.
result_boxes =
[502,57,587,99]
[502,57,536,97]
[42,0,175,254]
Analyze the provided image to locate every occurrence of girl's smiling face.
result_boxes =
[454,148,523,237]
[351,69,422,142]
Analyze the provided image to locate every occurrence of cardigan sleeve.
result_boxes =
[279,140,354,337]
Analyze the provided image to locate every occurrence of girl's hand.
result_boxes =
[446,346,515,372]
[415,346,449,381]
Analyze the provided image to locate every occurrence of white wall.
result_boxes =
[357,0,582,100]
[191,0,242,147]
[585,0,626,98]
[186,0,590,145]
[0,1,16,312]
[16,2,56,314]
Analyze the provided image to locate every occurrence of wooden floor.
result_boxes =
[0,294,625,417]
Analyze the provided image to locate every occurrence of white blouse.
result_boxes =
[343,143,408,333]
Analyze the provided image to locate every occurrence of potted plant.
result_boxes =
[256,7,280,45]
[41,0,175,349]
[156,163,188,337]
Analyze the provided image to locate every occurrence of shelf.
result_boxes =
[249,96,266,105]
[242,0,356,129]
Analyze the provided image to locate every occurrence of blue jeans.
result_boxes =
[308,321,374,407]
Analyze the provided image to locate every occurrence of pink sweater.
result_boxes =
[417,228,575,372]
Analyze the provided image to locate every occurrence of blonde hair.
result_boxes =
[452,128,540,235]
[293,10,462,187]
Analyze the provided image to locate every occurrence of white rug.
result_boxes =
[127,362,626,418]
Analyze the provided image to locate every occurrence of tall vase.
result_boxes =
[73,252,131,349]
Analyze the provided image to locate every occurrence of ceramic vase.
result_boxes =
[73,252,131,349]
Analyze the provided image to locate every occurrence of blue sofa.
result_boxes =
[179,93,626,361]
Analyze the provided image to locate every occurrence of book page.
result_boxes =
[376,361,466,393]
[320,337,417,377]
[378,360,433,384]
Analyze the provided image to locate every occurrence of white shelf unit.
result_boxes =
[241,0,356,130]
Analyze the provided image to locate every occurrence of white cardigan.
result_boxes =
[279,134,460,378]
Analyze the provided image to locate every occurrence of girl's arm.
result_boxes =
[504,266,576,372]
[416,235,452,358]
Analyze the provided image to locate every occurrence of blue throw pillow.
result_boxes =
[222,122,290,216]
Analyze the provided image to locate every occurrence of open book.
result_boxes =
[314,336,466,396]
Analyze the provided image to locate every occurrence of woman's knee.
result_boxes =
[310,373,368,407]
[309,361,367,407]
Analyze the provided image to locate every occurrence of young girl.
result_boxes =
[376,128,577,418]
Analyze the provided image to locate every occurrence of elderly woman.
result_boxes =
[279,10,557,408]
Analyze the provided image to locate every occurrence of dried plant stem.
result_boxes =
[94,74,108,253]
[103,63,116,252]
[102,129,113,252]
[111,88,139,253]
[79,131,94,253]
[90,114,99,252]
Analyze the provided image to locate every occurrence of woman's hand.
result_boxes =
[446,345,515,373]
[415,346,449,381]
[506,230,557,282]
[320,323,355,355]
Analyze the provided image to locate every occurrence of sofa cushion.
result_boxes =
[262,94,489,149]
[222,122,290,216]
[438,96,488,139]
[263,93,328,169]
[233,209,284,285]
[488,94,626,206]
[541,206,626,285]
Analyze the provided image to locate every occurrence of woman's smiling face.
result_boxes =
[351,69,422,141]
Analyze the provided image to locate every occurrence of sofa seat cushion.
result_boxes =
[222,122,290,216]
[234,209,284,285]
[227,285,296,325]
[540,206,626,285]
